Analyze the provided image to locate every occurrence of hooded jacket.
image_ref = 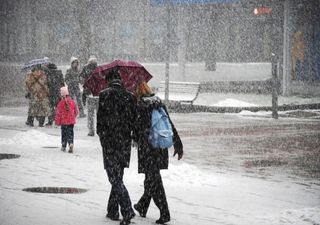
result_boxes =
[65,57,80,90]
[55,96,78,125]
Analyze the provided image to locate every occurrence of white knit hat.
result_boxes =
[88,55,97,64]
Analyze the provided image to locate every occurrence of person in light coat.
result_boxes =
[25,65,50,127]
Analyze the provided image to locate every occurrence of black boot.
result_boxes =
[25,116,34,126]
[120,212,135,225]
[106,212,119,221]
[156,211,170,224]
[134,203,147,217]
[38,116,45,127]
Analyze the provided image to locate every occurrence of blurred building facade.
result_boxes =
[0,0,319,94]
[0,0,282,63]
[282,0,320,95]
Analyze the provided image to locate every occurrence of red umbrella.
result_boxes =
[84,59,153,96]
[82,72,107,96]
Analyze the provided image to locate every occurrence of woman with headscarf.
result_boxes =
[133,82,183,224]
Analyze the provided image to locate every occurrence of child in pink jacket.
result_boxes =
[55,86,78,153]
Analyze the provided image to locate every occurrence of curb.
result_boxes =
[167,102,320,113]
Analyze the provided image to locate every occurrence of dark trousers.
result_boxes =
[105,165,134,218]
[47,97,57,124]
[38,116,45,127]
[136,170,170,217]
[61,125,74,147]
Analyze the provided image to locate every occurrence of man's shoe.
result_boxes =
[134,204,146,217]
[61,146,66,152]
[106,213,119,221]
[156,214,170,224]
[120,212,135,225]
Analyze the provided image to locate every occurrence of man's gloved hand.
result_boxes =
[173,140,183,160]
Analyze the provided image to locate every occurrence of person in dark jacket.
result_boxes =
[65,57,86,118]
[97,69,136,225]
[45,63,64,126]
[132,82,183,224]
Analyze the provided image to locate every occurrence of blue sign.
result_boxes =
[151,0,240,5]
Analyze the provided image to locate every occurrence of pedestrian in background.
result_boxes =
[79,55,97,106]
[55,86,78,153]
[79,55,98,136]
[97,69,136,225]
[65,57,86,118]
[25,65,50,127]
[133,82,183,224]
[44,62,64,126]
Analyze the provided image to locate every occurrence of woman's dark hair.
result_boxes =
[106,68,121,82]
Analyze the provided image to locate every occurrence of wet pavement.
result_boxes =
[172,112,320,180]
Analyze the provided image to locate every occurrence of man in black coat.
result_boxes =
[97,70,136,225]
[44,63,64,126]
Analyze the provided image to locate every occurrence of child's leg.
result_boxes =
[67,125,74,153]
[61,125,67,148]
[66,125,74,146]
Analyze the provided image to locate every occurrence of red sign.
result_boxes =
[254,7,272,15]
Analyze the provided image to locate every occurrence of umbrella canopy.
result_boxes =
[22,58,50,71]
[82,72,107,96]
[84,59,153,96]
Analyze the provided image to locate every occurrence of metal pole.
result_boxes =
[272,53,279,119]
[164,2,170,103]
[282,0,290,95]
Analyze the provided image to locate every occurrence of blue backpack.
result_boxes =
[148,107,173,149]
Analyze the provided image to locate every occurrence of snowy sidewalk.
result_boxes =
[195,93,320,108]
[0,107,320,225]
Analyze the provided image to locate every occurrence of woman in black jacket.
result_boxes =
[133,82,183,224]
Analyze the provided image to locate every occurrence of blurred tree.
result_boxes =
[76,0,92,63]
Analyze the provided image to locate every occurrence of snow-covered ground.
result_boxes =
[0,106,320,225]
[194,93,320,107]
